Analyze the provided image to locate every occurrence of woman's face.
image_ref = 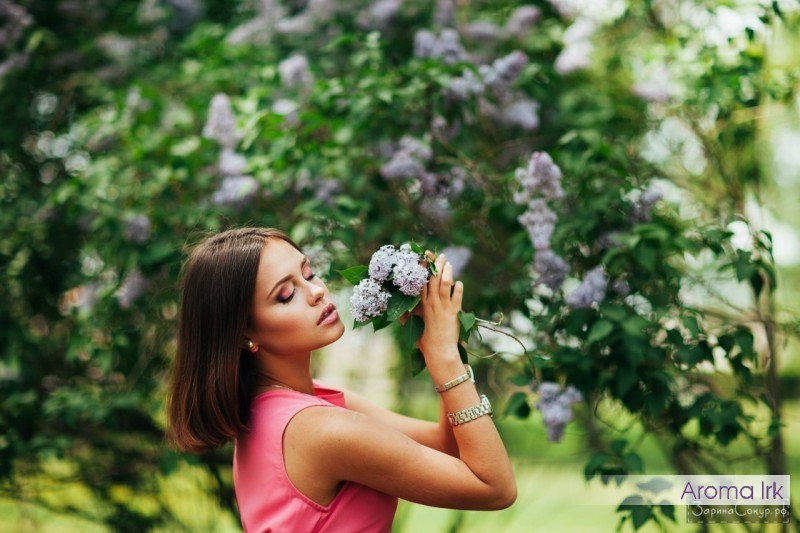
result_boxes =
[246,238,345,357]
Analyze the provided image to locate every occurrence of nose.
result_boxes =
[307,279,325,303]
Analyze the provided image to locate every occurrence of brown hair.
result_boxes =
[167,227,300,453]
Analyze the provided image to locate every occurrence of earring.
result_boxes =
[245,340,256,351]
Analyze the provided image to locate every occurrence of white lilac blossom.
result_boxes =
[555,18,597,75]
[445,69,484,101]
[357,0,402,30]
[368,245,397,282]
[546,0,581,18]
[116,269,150,309]
[278,54,314,89]
[501,99,539,131]
[632,66,673,103]
[535,383,583,442]
[211,176,259,208]
[631,185,663,222]
[351,278,391,322]
[504,6,541,38]
[202,93,238,148]
[392,244,429,296]
[413,29,468,65]
[533,249,570,292]
[123,215,152,244]
[440,246,471,277]
[518,199,557,250]
[219,148,247,176]
[514,151,565,203]
[565,265,608,308]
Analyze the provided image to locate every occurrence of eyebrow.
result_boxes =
[268,256,309,298]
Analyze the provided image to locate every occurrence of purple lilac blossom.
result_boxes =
[631,185,663,222]
[533,249,570,292]
[351,278,391,322]
[464,21,502,42]
[357,0,402,30]
[413,28,468,65]
[504,6,541,38]
[445,69,484,101]
[202,93,238,148]
[116,269,150,309]
[565,265,608,308]
[480,50,528,89]
[440,246,471,277]
[123,215,151,244]
[518,199,557,250]
[501,99,539,131]
[514,151,565,203]
[434,0,454,27]
[368,245,397,282]
[535,382,583,442]
[392,244,429,296]
[612,279,631,297]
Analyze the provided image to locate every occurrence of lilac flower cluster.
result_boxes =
[278,54,314,90]
[534,381,583,442]
[202,93,260,208]
[351,244,430,322]
[380,135,433,183]
[565,265,608,309]
[350,278,390,322]
[631,184,663,223]
[414,29,468,65]
[123,214,152,244]
[514,152,570,291]
[116,269,150,309]
[555,18,596,75]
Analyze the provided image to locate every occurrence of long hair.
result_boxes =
[167,227,300,453]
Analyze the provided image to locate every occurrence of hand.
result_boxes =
[417,252,463,364]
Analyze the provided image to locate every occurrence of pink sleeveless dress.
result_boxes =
[233,384,398,532]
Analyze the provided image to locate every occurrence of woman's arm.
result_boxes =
[343,388,459,457]
[290,253,515,509]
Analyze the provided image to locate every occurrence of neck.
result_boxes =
[252,351,315,396]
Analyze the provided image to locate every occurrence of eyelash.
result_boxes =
[278,272,316,304]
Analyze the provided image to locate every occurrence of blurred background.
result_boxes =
[1,0,799,531]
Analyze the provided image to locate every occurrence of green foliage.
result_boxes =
[1,0,798,530]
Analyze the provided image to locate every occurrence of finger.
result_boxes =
[452,280,464,309]
[438,261,453,300]
[430,253,447,296]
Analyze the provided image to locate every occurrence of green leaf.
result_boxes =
[658,503,675,522]
[587,319,614,345]
[617,495,644,511]
[337,265,368,285]
[458,311,476,340]
[622,316,650,338]
[386,293,419,322]
[584,452,612,479]
[682,316,700,338]
[631,506,652,530]
[504,392,531,418]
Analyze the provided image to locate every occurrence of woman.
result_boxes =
[168,227,516,532]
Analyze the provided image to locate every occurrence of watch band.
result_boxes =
[447,395,493,426]
[434,364,474,393]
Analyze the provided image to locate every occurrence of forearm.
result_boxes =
[426,352,515,500]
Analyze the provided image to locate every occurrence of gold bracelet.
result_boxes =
[434,364,474,393]
[447,395,493,426]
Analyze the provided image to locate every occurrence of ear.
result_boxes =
[243,339,258,352]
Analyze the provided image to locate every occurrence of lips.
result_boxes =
[317,303,337,325]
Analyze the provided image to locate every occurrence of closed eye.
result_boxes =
[277,272,316,304]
